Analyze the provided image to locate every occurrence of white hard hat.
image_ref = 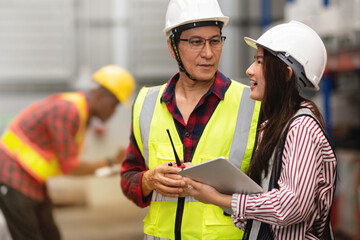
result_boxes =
[244,21,327,90]
[163,0,229,36]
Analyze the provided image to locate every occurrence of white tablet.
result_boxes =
[179,157,263,214]
[179,157,263,194]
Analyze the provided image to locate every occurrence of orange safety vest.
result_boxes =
[1,92,88,183]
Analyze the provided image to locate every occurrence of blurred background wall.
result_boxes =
[0,0,359,239]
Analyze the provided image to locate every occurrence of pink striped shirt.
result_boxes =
[231,113,337,239]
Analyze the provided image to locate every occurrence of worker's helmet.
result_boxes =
[163,0,229,36]
[244,21,327,90]
[93,65,136,104]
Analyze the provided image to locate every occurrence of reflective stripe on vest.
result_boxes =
[1,92,88,183]
[133,85,163,165]
[133,81,261,239]
[144,234,240,240]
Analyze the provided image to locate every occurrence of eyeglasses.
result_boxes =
[179,36,226,49]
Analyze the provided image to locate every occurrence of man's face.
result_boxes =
[96,90,119,122]
[175,26,223,82]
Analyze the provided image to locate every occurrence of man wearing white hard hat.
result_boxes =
[121,0,261,239]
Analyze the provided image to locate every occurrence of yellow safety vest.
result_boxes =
[1,92,88,183]
[133,81,261,240]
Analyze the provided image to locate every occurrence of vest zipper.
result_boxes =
[174,197,185,240]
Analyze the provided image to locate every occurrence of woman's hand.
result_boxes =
[182,177,232,208]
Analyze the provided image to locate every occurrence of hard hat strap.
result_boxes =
[169,35,196,81]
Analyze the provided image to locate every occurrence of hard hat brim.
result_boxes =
[244,36,278,56]
[244,37,259,50]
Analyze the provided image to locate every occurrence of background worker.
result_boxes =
[0,65,136,240]
[184,21,337,239]
[121,0,261,239]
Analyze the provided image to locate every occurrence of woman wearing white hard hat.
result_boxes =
[121,0,262,239]
[184,21,337,239]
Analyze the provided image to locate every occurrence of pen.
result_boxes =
[166,129,185,169]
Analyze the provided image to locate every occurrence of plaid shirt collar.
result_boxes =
[161,70,230,104]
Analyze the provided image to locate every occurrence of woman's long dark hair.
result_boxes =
[248,48,325,185]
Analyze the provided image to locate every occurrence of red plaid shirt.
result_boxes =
[0,92,88,202]
[121,71,231,207]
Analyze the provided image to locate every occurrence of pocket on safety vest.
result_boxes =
[203,205,244,239]
[196,155,216,165]
[143,201,178,239]
[143,202,160,236]
[203,204,234,226]
[149,142,183,169]
[143,202,160,224]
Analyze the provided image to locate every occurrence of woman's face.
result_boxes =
[246,47,265,101]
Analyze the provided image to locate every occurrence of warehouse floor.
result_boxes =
[54,203,147,240]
